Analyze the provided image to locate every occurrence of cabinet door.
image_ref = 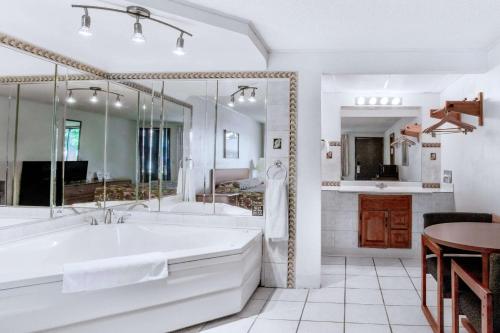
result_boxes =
[390,210,410,229]
[360,211,388,248]
[390,230,411,248]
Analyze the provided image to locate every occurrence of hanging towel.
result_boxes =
[62,252,169,293]
[265,177,288,241]
[176,167,183,195]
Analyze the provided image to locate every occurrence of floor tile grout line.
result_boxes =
[343,256,347,333]
[373,257,394,333]
[294,289,309,333]
[400,257,423,300]
[246,287,276,333]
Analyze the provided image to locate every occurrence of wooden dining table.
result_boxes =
[424,222,500,287]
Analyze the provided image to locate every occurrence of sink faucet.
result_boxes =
[375,182,387,189]
[104,208,114,224]
[127,202,149,211]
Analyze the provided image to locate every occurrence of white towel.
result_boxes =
[62,252,169,293]
[176,167,183,195]
[265,178,288,241]
[183,167,196,202]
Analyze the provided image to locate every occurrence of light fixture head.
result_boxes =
[356,97,366,105]
[90,91,98,103]
[368,97,378,105]
[391,97,402,105]
[238,90,245,103]
[114,95,122,108]
[173,33,185,56]
[142,103,147,110]
[248,89,256,103]
[379,97,389,105]
[66,91,76,104]
[228,95,235,107]
[132,20,146,43]
[78,13,92,37]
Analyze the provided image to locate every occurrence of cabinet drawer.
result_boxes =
[360,195,411,211]
[390,230,411,248]
[390,210,411,229]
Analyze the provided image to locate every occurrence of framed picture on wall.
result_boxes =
[223,130,239,159]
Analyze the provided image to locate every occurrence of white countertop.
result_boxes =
[322,181,453,193]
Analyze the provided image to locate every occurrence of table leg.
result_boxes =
[481,252,490,287]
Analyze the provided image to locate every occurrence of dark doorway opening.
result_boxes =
[355,137,384,180]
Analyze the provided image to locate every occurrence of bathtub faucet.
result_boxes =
[104,209,114,224]
[127,202,149,211]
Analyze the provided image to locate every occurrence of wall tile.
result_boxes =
[262,263,288,288]
[267,105,290,132]
[267,80,290,106]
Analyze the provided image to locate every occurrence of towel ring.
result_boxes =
[266,160,288,180]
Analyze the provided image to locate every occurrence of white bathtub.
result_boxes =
[0,223,262,333]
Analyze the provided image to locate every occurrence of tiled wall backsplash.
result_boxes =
[321,191,455,257]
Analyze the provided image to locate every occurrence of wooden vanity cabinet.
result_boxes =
[359,194,412,248]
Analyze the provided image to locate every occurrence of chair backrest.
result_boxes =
[423,212,492,229]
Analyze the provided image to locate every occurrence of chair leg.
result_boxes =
[422,235,427,306]
[437,254,444,333]
[452,266,460,333]
[421,235,444,333]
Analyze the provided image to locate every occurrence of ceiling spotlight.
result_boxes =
[66,91,76,104]
[114,96,122,108]
[248,89,256,103]
[391,97,402,105]
[173,33,185,56]
[369,97,378,105]
[238,90,245,103]
[379,97,389,105]
[356,97,366,105]
[78,9,92,37]
[90,91,98,103]
[132,17,146,43]
[228,95,235,107]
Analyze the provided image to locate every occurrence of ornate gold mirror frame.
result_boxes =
[0,33,297,288]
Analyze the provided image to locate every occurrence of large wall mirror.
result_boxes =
[0,43,292,220]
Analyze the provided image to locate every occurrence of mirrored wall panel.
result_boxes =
[0,46,56,209]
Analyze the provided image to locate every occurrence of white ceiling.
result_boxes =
[184,0,500,51]
[323,74,462,93]
[0,0,266,73]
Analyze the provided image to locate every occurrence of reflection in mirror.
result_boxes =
[140,80,217,214]
[341,110,422,182]
[214,79,267,216]
[0,46,56,209]
[56,77,107,209]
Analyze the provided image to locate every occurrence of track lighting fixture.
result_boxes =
[227,95,235,107]
[78,8,92,36]
[72,5,192,53]
[355,96,403,106]
[90,91,98,103]
[227,85,258,107]
[248,89,256,103]
[238,90,245,103]
[173,33,185,56]
[66,87,124,108]
[66,91,76,104]
[132,17,145,43]
[114,96,122,108]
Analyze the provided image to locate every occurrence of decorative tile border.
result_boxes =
[0,33,298,288]
[322,181,340,186]
[422,143,441,148]
[422,183,441,189]
[329,141,341,147]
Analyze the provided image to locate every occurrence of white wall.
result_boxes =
[440,66,500,214]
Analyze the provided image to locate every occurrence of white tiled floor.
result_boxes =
[173,256,466,333]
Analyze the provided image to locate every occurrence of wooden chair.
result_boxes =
[451,254,500,333]
[422,212,493,333]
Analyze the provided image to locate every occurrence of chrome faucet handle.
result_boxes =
[86,216,98,225]
[117,213,131,224]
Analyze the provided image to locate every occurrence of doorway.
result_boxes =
[355,137,384,180]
